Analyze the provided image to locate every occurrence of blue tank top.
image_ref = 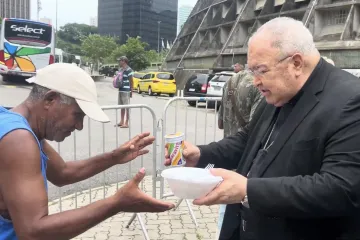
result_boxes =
[0,106,48,240]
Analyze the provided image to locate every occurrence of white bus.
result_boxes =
[0,18,55,81]
[55,48,82,66]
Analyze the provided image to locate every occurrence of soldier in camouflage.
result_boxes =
[218,67,263,137]
[216,65,263,238]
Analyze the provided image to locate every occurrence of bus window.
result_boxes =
[4,20,52,47]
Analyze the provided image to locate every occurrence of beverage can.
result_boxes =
[165,132,185,167]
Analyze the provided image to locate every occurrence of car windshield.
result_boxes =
[157,73,174,80]
[134,73,144,78]
[211,75,232,82]
[188,74,210,85]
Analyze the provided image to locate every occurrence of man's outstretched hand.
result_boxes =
[112,132,155,165]
[115,168,175,212]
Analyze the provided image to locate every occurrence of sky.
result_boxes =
[31,0,196,28]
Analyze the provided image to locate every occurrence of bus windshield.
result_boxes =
[4,19,52,47]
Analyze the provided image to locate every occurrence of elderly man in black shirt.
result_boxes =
[165,17,360,240]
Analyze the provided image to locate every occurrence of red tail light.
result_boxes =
[49,55,54,64]
[0,50,4,63]
[173,81,176,84]
[201,84,207,93]
[152,80,159,83]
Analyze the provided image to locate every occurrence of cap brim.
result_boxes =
[76,99,110,123]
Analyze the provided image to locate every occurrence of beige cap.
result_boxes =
[26,63,110,123]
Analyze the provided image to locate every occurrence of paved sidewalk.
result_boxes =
[48,176,219,240]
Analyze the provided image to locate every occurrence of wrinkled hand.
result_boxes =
[164,140,200,167]
[112,132,155,165]
[193,168,247,206]
[116,168,175,212]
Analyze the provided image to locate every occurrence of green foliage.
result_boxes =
[146,49,169,63]
[81,34,117,65]
[56,36,82,55]
[57,23,98,45]
[111,36,151,71]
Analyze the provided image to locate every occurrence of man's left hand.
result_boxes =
[111,132,155,165]
[193,168,247,206]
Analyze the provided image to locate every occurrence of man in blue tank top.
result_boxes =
[0,63,174,239]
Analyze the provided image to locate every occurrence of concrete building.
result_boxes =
[178,5,194,35]
[98,0,178,50]
[90,16,98,27]
[0,0,31,19]
[164,0,360,88]
[40,17,52,25]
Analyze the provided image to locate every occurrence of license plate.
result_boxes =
[214,86,221,90]
[189,88,195,92]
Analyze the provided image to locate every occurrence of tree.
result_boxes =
[81,34,117,71]
[56,37,82,55]
[146,50,159,62]
[58,23,98,45]
[111,36,151,71]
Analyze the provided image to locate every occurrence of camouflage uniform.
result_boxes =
[216,70,263,236]
[218,70,263,137]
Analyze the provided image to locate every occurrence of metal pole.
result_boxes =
[157,21,161,54]
[55,0,58,48]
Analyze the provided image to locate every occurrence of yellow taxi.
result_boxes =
[132,72,145,90]
[137,72,176,97]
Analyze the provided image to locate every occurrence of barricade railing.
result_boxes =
[51,104,158,240]
[157,96,223,227]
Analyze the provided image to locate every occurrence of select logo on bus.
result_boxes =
[10,25,46,35]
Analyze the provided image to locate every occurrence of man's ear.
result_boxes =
[291,53,305,77]
[43,91,61,109]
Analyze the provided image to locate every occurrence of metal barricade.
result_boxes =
[157,96,223,227]
[49,104,158,240]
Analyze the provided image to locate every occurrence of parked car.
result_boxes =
[133,72,145,90]
[99,65,118,77]
[183,73,215,107]
[137,72,176,97]
[207,71,236,97]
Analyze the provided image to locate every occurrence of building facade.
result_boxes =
[0,0,31,19]
[90,16,98,27]
[164,0,360,88]
[178,5,193,35]
[98,0,178,50]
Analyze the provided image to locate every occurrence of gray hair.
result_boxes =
[249,17,318,57]
[29,84,74,105]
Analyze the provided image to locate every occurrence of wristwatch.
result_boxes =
[241,195,248,204]
[241,195,249,208]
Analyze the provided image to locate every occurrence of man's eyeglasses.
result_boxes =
[246,55,293,77]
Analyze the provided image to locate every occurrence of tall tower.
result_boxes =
[37,0,42,21]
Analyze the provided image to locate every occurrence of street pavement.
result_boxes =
[49,176,219,240]
[0,77,224,201]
